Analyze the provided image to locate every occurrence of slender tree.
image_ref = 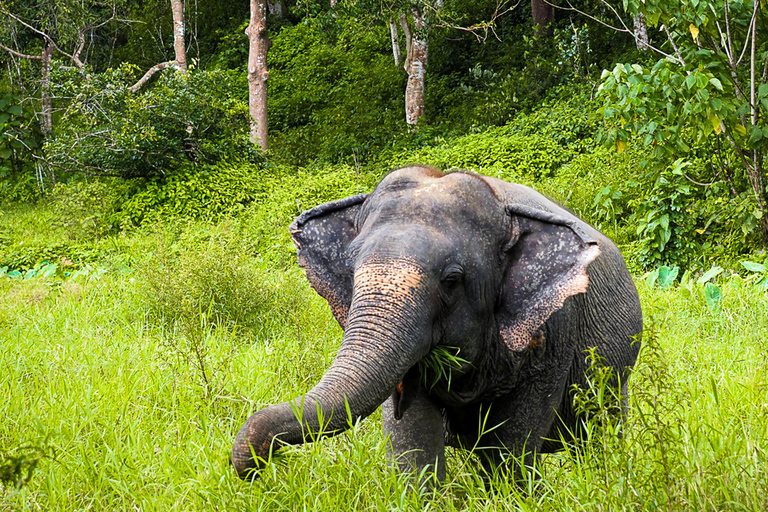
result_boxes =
[633,13,648,50]
[246,0,270,150]
[129,0,188,91]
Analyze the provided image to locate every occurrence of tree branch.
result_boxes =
[661,24,685,67]
[0,42,43,60]
[420,0,520,43]
[128,61,174,92]
[552,0,684,66]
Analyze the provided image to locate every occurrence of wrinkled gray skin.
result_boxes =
[232,166,642,482]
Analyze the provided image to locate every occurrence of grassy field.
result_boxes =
[1,210,768,511]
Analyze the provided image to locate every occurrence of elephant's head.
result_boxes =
[231,166,600,478]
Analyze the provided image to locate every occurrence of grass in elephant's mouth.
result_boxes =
[418,345,470,391]
[1,231,768,510]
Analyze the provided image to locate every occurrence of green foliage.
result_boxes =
[268,19,406,166]
[0,94,42,203]
[46,66,258,179]
[390,128,575,182]
[135,220,279,341]
[596,0,768,264]
[118,162,266,225]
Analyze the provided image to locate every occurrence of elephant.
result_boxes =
[231,165,642,483]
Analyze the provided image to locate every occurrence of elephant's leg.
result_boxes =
[382,387,446,485]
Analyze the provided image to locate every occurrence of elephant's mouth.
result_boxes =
[392,347,481,411]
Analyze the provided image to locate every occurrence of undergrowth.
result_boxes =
[1,219,767,509]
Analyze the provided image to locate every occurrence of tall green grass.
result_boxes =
[1,223,767,510]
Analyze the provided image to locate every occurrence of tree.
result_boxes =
[383,0,513,125]
[0,2,127,134]
[594,0,768,248]
[531,0,554,36]
[129,0,188,91]
[246,0,270,150]
[398,4,436,125]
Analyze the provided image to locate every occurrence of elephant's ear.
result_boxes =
[497,205,601,352]
[290,194,368,329]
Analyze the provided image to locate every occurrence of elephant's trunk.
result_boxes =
[231,257,431,479]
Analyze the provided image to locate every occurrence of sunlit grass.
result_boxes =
[1,234,767,510]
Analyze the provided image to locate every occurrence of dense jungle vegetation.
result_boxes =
[1,0,768,510]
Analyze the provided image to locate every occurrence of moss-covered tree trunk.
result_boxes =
[246,0,270,151]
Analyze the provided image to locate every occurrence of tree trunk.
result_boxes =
[401,9,429,126]
[246,0,270,150]
[531,0,554,36]
[171,0,187,71]
[40,42,53,136]
[633,13,649,50]
[389,17,400,67]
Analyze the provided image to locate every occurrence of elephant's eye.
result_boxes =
[440,266,464,287]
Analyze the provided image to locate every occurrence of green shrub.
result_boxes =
[117,162,266,225]
[47,180,124,240]
[389,129,575,183]
[46,66,258,180]
[135,220,287,342]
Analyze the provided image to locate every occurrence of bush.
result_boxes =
[45,65,259,180]
[389,129,575,183]
[268,19,406,166]
[117,162,266,225]
[47,180,124,240]
[136,220,287,341]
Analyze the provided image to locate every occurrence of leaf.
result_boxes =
[740,260,767,273]
[697,266,723,284]
[710,115,722,134]
[645,268,659,288]
[40,263,58,278]
[709,78,724,91]
[657,265,679,290]
[734,124,747,136]
[616,139,627,154]
[705,282,722,311]
[689,24,699,40]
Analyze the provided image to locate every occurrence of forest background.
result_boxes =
[1,0,768,510]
